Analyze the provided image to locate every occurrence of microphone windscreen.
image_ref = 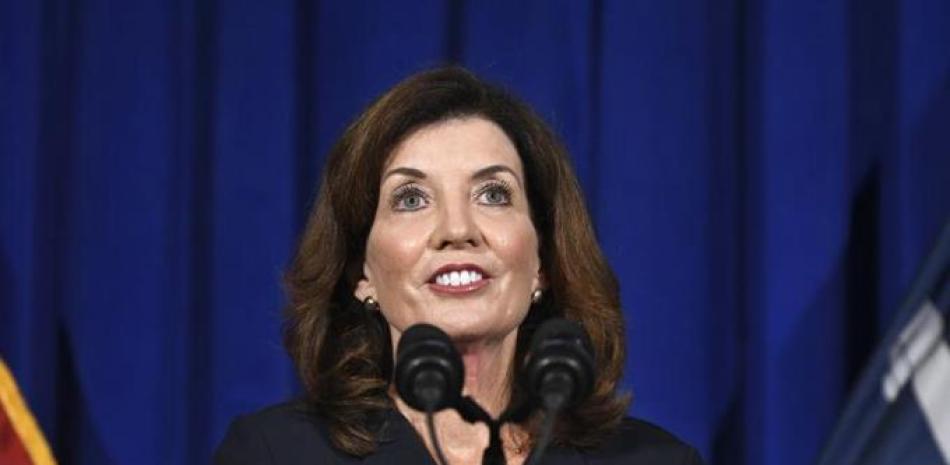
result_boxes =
[398,323,450,355]
[395,323,464,412]
[529,318,593,355]
[525,318,595,408]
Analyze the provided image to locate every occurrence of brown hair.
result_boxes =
[284,66,629,456]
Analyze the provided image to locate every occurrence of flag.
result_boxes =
[817,222,950,465]
[0,359,57,465]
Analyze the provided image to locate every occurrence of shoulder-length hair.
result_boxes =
[284,66,629,456]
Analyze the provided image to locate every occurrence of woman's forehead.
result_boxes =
[382,116,524,181]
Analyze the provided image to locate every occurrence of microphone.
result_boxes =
[524,318,595,412]
[523,318,595,465]
[395,323,464,465]
[395,323,465,413]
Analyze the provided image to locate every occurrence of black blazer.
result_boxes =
[215,402,703,465]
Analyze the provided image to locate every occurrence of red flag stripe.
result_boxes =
[0,360,57,465]
[0,402,34,465]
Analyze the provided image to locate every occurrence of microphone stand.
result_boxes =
[450,396,537,465]
[454,396,504,465]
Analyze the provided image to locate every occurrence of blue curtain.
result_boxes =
[2,1,948,464]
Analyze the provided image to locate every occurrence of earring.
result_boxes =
[531,289,543,304]
[363,296,380,312]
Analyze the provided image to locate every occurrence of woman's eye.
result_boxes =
[401,194,423,209]
[392,186,428,211]
[476,182,513,206]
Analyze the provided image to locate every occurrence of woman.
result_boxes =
[215,67,702,465]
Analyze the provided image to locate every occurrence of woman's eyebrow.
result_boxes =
[472,164,522,187]
[382,166,426,182]
[381,164,523,187]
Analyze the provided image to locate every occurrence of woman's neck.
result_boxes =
[392,330,527,465]
[455,332,517,416]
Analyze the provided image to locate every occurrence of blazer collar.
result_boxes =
[364,408,586,465]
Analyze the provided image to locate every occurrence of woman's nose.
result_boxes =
[431,202,481,250]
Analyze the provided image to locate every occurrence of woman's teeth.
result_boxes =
[435,270,484,287]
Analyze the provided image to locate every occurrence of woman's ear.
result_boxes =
[533,268,546,292]
[354,277,376,302]
[354,263,377,302]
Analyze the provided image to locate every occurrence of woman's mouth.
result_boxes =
[428,265,491,295]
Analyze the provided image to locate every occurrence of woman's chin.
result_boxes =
[435,320,519,345]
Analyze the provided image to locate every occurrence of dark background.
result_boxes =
[2,1,949,464]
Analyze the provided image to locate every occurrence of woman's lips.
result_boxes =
[428,278,490,295]
[427,263,491,295]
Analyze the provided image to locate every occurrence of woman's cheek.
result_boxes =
[370,222,429,285]
[494,219,539,264]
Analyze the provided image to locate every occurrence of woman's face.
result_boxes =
[356,116,542,344]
